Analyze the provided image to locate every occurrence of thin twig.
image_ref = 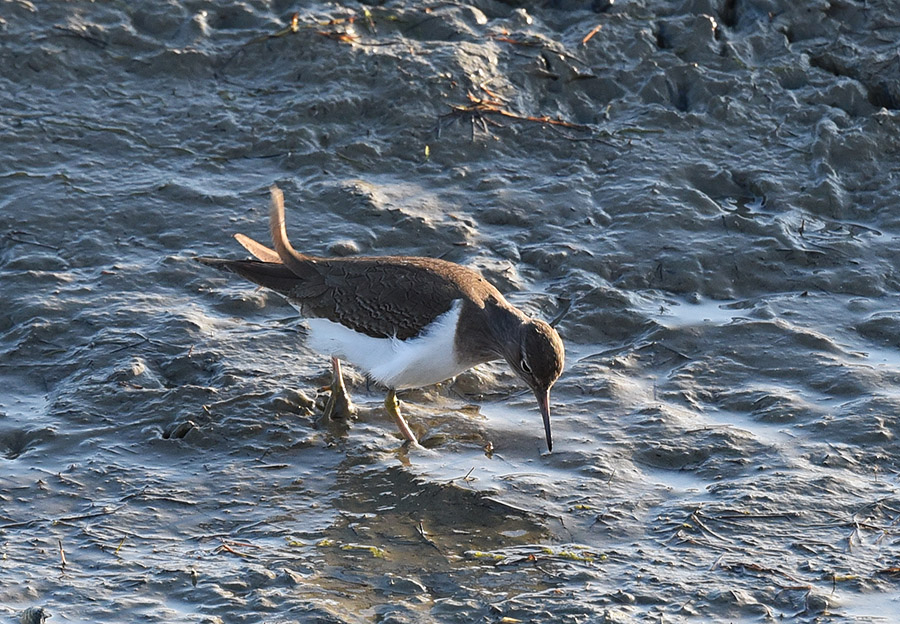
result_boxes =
[415,520,443,554]
[221,12,300,69]
[582,24,603,45]
[5,232,60,251]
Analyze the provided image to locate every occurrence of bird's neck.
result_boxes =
[454,297,525,365]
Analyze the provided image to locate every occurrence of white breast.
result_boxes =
[305,300,469,389]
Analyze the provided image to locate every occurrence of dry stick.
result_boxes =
[490,33,588,67]
[361,6,376,33]
[225,9,394,67]
[51,25,108,49]
[442,96,591,136]
[223,540,260,549]
[56,504,125,524]
[582,24,603,45]
[218,543,251,558]
[109,335,149,354]
[728,561,808,586]
[317,31,358,43]
[0,519,36,530]
[5,232,60,251]
[483,496,567,529]
[222,12,300,68]
[877,566,900,575]
[475,89,590,129]
[715,511,802,520]
[58,539,67,568]
[120,484,149,502]
[549,297,572,328]
[443,467,476,485]
[682,510,732,545]
[415,520,443,554]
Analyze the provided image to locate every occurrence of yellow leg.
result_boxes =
[384,389,422,447]
[322,357,355,420]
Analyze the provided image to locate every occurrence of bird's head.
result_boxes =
[505,318,565,452]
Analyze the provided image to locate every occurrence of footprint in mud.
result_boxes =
[0,426,54,460]
[1,428,29,459]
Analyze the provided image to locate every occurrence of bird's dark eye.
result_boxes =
[520,358,532,374]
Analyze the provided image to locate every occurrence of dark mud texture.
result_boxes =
[2,0,900,622]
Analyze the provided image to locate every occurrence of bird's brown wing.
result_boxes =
[198,255,498,340]
[200,186,503,339]
[300,256,493,340]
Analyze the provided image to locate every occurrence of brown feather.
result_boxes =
[234,233,281,263]
[199,186,506,340]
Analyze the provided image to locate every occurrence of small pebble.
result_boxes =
[329,240,360,256]
[168,420,196,439]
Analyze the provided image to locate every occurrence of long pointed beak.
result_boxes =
[534,388,552,452]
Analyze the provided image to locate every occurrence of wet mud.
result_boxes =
[2,0,900,622]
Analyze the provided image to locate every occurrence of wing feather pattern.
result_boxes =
[199,187,503,340]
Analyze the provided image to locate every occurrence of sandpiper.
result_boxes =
[199,186,565,450]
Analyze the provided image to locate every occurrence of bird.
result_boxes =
[198,186,565,451]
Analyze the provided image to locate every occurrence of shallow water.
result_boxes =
[3,0,900,622]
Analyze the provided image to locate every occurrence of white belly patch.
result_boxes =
[305,300,468,389]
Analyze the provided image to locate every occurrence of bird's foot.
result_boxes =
[384,390,427,449]
[322,385,355,421]
[321,357,356,422]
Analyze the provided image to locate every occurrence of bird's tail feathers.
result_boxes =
[269,186,316,277]
[234,233,281,263]
[195,257,301,294]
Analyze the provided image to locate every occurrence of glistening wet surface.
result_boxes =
[3,0,900,622]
